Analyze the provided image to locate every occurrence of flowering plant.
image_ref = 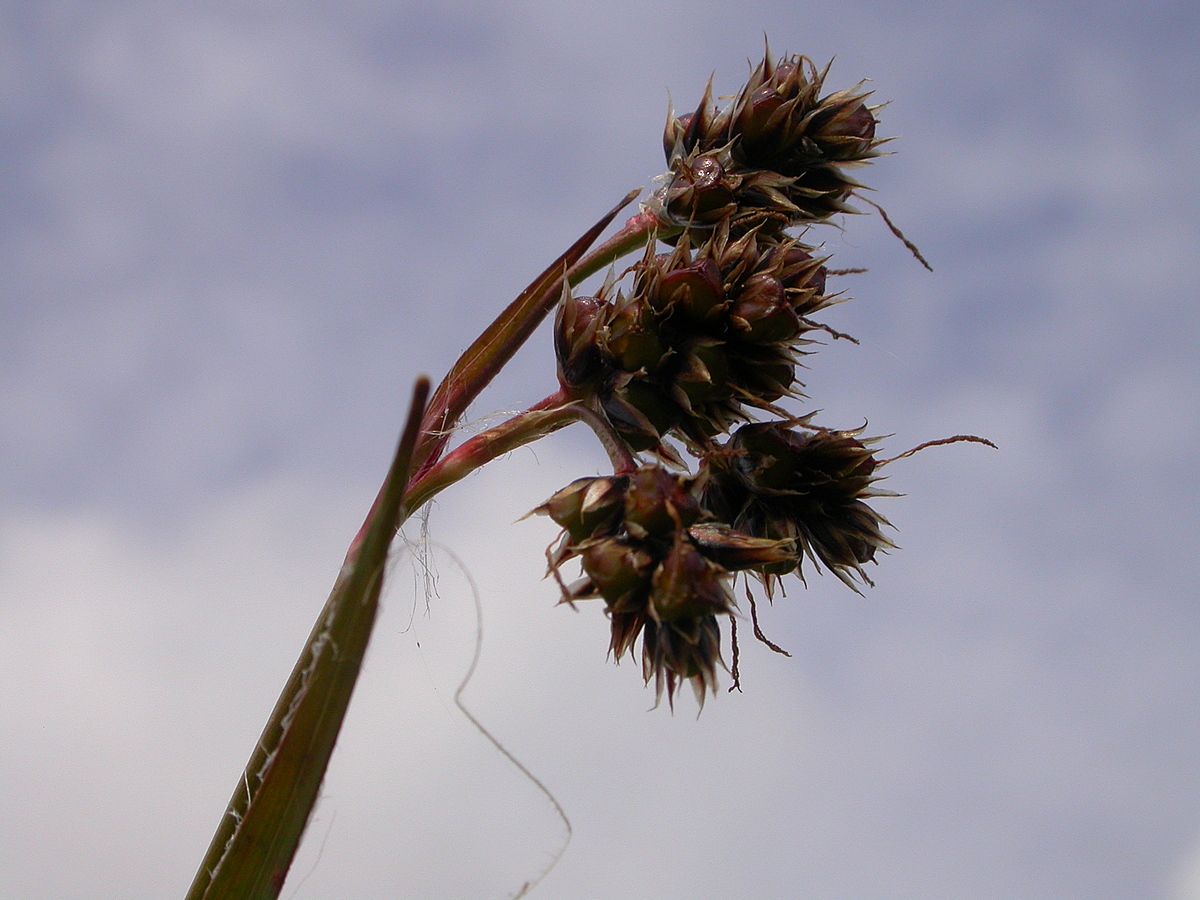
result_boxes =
[184,48,990,900]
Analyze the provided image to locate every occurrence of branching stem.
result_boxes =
[404,391,583,511]
[401,209,672,509]
[566,207,673,286]
[574,399,639,474]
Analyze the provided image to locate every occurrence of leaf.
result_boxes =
[184,377,431,900]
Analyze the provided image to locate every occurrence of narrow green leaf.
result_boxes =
[185,377,431,900]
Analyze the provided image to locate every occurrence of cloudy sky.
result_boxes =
[2,2,1198,898]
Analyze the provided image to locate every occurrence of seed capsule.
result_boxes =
[729,273,800,343]
[623,466,704,538]
[655,257,726,326]
[580,540,656,606]
[535,464,785,705]
[536,474,628,542]
[700,422,893,588]
[603,296,667,375]
[554,294,608,388]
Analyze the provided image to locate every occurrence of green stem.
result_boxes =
[186,377,430,900]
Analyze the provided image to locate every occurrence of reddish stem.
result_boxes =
[404,390,581,512]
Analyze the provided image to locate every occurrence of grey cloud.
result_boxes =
[1,3,1198,899]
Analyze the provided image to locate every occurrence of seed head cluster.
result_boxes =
[565,224,834,454]
[658,52,882,241]
[536,467,793,703]
[541,50,902,706]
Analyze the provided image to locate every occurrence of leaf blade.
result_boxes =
[185,377,430,900]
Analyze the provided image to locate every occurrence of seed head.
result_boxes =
[588,228,835,455]
[554,294,608,390]
[535,465,787,705]
[660,51,884,230]
[700,422,894,589]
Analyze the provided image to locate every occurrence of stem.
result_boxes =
[565,207,672,288]
[412,198,672,484]
[413,191,648,482]
[186,377,430,900]
[575,399,638,474]
[404,392,584,512]
[186,198,672,900]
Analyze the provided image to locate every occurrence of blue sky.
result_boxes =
[2,2,1199,898]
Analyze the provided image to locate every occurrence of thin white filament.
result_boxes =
[429,540,573,900]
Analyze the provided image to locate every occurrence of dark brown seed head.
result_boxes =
[623,466,704,539]
[554,294,609,389]
[535,474,628,542]
[701,422,893,586]
[658,51,884,228]
[537,464,774,706]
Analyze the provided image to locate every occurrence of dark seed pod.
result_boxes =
[649,535,730,623]
[602,379,680,451]
[534,464,789,705]
[660,154,738,228]
[580,539,656,606]
[728,273,801,343]
[772,244,829,305]
[810,97,877,161]
[554,294,609,389]
[700,422,894,589]
[623,466,704,538]
[602,295,667,375]
[734,85,787,148]
[655,257,726,326]
[535,474,628,543]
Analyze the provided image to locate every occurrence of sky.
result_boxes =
[2,2,1199,898]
